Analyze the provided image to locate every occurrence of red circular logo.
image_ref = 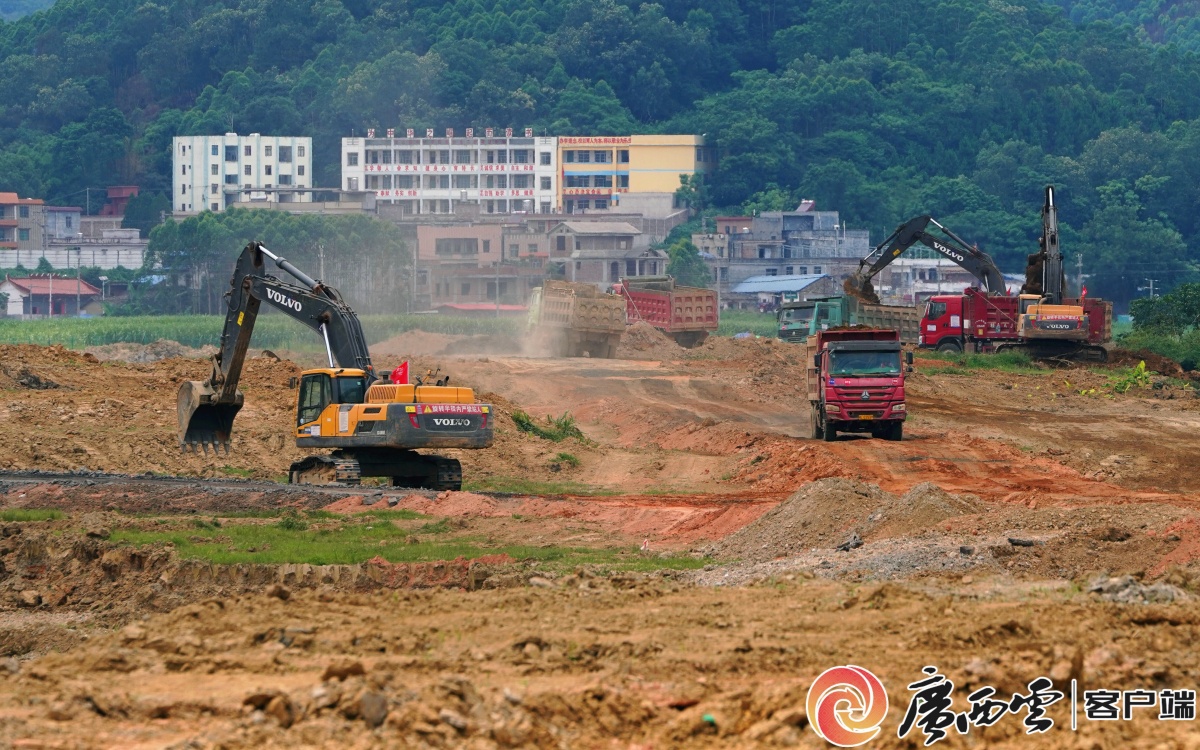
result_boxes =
[807,665,889,747]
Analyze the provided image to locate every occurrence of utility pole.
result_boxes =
[1075,252,1083,297]
[1140,279,1160,298]
[494,260,500,318]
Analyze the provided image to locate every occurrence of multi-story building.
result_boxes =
[558,135,713,216]
[702,207,872,301]
[341,131,558,217]
[0,192,45,257]
[173,133,313,214]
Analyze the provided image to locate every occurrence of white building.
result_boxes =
[173,133,313,214]
[341,131,558,216]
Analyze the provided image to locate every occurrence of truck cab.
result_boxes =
[777,301,816,342]
[807,330,909,441]
[919,295,965,352]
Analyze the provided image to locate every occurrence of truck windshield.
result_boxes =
[780,307,813,324]
[829,350,901,376]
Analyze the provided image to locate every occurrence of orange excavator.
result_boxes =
[177,241,493,489]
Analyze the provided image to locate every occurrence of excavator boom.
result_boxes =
[178,241,374,452]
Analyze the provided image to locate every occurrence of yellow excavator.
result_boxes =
[177,241,493,489]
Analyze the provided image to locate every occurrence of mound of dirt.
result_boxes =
[1109,348,1185,378]
[705,478,892,562]
[617,322,682,359]
[871,482,983,538]
[85,339,216,363]
[373,330,524,358]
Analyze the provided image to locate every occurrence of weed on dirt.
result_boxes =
[0,508,63,522]
[511,410,586,441]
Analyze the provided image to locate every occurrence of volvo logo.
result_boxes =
[266,288,302,311]
[932,241,965,263]
[432,418,471,426]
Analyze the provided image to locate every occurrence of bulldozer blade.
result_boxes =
[178,380,244,452]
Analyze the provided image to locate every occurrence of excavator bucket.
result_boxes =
[177,380,243,454]
[843,274,881,304]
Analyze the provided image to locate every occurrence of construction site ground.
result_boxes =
[3,329,1200,748]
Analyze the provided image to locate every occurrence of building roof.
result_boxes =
[2,275,101,296]
[45,206,82,212]
[554,221,641,236]
[0,192,44,205]
[732,274,829,294]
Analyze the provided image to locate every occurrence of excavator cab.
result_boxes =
[296,369,369,433]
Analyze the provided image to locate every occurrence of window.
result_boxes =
[528,243,538,254]
[563,151,575,163]
[617,175,629,188]
[512,149,529,164]
[461,282,471,295]
[297,374,331,426]
[211,203,219,211]
[540,151,551,165]
[298,165,305,176]
[280,146,293,163]
[211,164,218,175]
[211,145,219,156]
[593,175,612,188]
[540,176,551,190]
[495,150,507,164]
[397,175,413,189]
[243,145,251,157]
[244,165,252,176]
[347,177,358,190]
[346,151,358,166]
[785,266,793,275]
[696,147,704,162]
[556,235,566,252]
[225,146,238,162]
[577,199,590,210]
[181,185,187,194]
[454,150,472,164]
[618,150,629,163]
[18,228,29,241]
[595,199,608,209]
[482,240,491,254]
[367,150,379,165]
[452,175,474,189]
[576,150,590,163]
[225,174,238,184]
[540,201,551,214]
[765,268,778,276]
[265,165,272,176]
[593,150,610,163]
[279,175,293,185]
[565,175,590,188]
[211,184,218,194]
[813,266,822,274]
[496,175,507,189]
[297,145,305,157]
[19,205,28,218]
[181,164,187,175]
[508,244,519,258]
[381,149,392,164]
[381,175,392,189]
[397,150,414,164]
[265,145,273,157]
[512,175,530,188]
[65,216,72,228]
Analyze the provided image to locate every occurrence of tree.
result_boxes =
[665,239,712,288]
[122,192,171,238]
[674,173,709,214]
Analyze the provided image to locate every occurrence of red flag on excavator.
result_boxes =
[1081,284,1088,298]
[390,361,409,384]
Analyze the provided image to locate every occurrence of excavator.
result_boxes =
[844,214,1007,302]
[1000,185,1109,361]
[177,241,493,490]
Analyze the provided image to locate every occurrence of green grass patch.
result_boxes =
[0,313,521,351]
[0,509,64,522]
[918,350,1043,374]
[1117,329,1200,371]
[463,476,615,496]
[416,518,452,534]
[109,520,709,570]
[219,466,254,478]
[551,452,580,468]
[360,508,426,521]
[717,311,780,338]
[511,410,586,442]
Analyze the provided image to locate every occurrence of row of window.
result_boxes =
[561,199,610,211]
[179,144,306,161]
[183,179,305,194]
[184,164,306,177]
[563,150,629,164]
[0,205,32,218]
[564,175,628,188]
[381,199,553,214]
[763,266,823,276]
[357,149,550,166]
[363,174,549,190]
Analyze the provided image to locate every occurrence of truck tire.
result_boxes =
[936,340,962,354]
[886,422,903,441]
[809,407,824,440]
[823,421,837,441]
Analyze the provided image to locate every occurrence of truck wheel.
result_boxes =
[887,422,903,441]
[936,340,962,354]
[823,422,837,441]
[809,407,824,440]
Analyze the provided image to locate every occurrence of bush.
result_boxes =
[512,410,585,441]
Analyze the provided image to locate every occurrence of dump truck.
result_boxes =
[806,328,912,441]
[527,279,626,358]
[177,241,493,490]
[780,295,923,345]
[612,276,718,347]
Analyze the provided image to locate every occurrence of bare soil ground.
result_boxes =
[2,337,1200,747]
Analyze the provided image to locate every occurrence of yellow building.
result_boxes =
[557,135,713,215]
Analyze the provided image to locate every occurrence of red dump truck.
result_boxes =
[806,329,912,441]
[613,276,718,347]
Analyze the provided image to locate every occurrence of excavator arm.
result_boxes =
[845,215,1006,302]
[1021,185,1067,302]
[177,241,375,452]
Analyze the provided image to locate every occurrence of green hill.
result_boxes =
[1,0,1199,306]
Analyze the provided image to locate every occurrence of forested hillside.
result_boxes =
[1,0,1199,305]
[0,0,52,21]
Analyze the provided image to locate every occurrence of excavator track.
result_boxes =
[289,455,362,486]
